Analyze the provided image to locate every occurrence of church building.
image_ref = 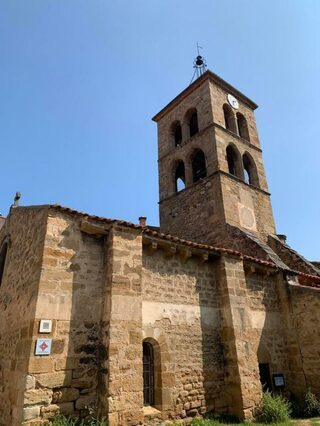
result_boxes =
[0,67,320,426]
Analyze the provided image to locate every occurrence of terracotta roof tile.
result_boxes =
[47,204,320,286]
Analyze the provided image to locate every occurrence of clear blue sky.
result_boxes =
[0,1,319,260]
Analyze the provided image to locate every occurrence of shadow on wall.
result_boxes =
[250,272,303,398]
[48,217,107,420]
[141,250,225,420]
[196,256,226,417]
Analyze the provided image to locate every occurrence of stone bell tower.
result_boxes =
[152,69,276,245]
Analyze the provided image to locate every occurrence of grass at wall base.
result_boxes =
[46,390,320,426]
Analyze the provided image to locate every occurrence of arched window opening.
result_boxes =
[244,168,250,184]
[143,342,154,406]
[192,149,207,183]
[227,147,236,176]
[171,121,182,147]
[174,161,186,192]
[189,111,199,137]
[226,145,243,179]
[237,113,250,141]
[0,242,8,287]
[243,153,259,187]
[174,124,182,146]
[223,104,237,134]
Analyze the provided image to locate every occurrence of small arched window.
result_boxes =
[243,153,259,187]
[192,149,207,183]
[143,341,154,406]
[244,168,250,184]
[223,104,237,134]
[237,113,250,141]
[189,111,199,137]
[171,121,182,147]
[0,242,8,287]
[174,161,186,192]
[226,145,243,179]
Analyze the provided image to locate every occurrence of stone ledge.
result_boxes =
[143,405,162,417]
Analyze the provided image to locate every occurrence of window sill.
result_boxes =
[143,406,161,417]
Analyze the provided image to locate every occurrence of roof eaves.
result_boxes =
[45,205,320,282]
[142,228,277,268]
[152,69,258,123]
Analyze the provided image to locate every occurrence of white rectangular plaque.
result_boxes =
[35,339,52,356]
[39,319,52,333]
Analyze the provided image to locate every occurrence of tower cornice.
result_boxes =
[158,171,271,205]
[152,69,258,123]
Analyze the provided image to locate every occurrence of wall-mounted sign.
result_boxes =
[39,319,52,333]
[35,339,52,356]
[273,374,285,388]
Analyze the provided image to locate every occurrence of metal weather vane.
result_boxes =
[190,43,207,84]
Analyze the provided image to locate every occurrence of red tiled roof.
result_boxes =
[46,204,320,287]
[50,204,141,228]
[143,228,277,268]
[296,271,320,288]
[49,205,277,268]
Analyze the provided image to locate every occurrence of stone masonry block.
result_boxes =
[52,387,80,403]
[23,406,40,421]
[28,358,54,374]
[35,370,72,388]
[24,388,53,406]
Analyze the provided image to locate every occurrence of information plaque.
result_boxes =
[35,339,52,356]
[273,374,285,388]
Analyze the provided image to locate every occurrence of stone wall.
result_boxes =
[214,126,268,193]
[157,80,213,163]
[208,80,260,148]
[159,168,275,246]
[0,207,48,425]
[105,226,144,426]
[216,256,306,418]
[245,272,290,389]
[220,173,276,238]
[159,126,217,200]
[156,72,276,242]
[142,248,226,422]
[1,205,319,425]
[290,283,320,395]
[22,210,106,424]
[159,174,225,244]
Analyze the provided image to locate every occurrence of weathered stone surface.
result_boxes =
[25,375,36,390]
[28,358,54,374]
[23,406,40,421]
[75,395,96,410]
[52,387,80,403]
[58,402,74,415]
[35,370,72,388]
[71,378,93,389]
[41,404,60,419]
[17,374,36,391]
[0,207,49,426]
[55,357,79,371]
[24,388,53,406]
